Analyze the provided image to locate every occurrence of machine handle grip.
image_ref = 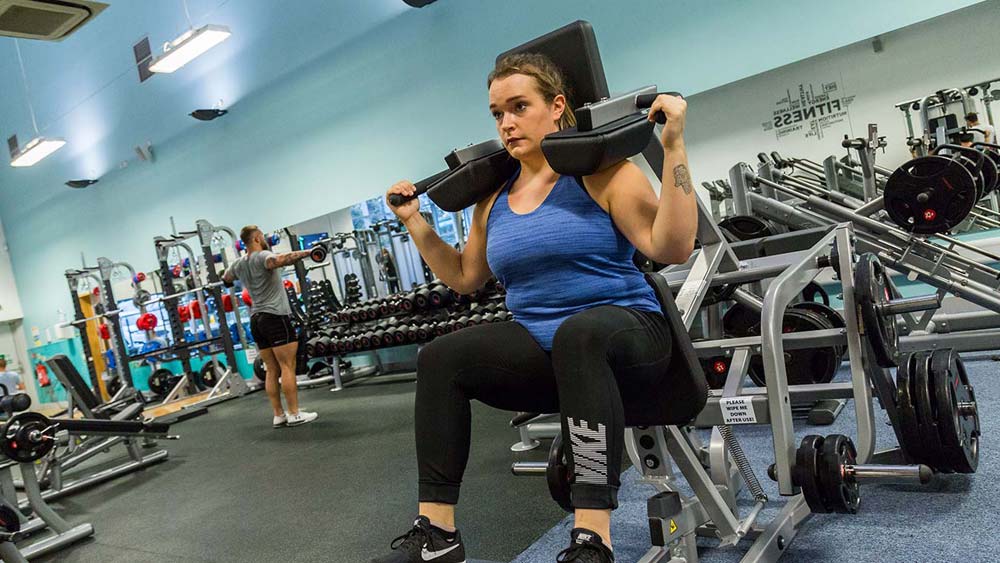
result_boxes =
[635,91,683,124]
[388,169,451,207]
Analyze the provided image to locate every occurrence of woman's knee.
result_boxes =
[552,307,617,360]
[416,334,470,391]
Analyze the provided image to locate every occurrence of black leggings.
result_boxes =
[416,305,671,510]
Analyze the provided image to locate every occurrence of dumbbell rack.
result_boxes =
[305,281,511,391]
[726,141,1000,356]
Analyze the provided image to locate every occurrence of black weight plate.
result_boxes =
[799,282,831,306]
[913,349,949,472]
[1,412,56,463]
[895,352,929,463]
[106,377,123,397]
[0,505,20,533]
[546,433,574,513]
[974,153,998,198]
[883,155,978,234]
[791,302,846,357]
[819,434,860,514]
[148,368,175,395]
[718,215,773,242]
[253,356,266,381]
[722,303,758,338]
[747,308,839,387]
[932,350,979,473]
[200,361,224,388]
[855,254,898,368]
[980,149,1000,196]
[954,154,985,201]
[795,435,829,513]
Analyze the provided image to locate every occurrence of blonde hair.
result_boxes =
[488,53,576,130]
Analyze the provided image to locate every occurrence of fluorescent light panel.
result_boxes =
[149,24,231,73]
[10,137,66,167]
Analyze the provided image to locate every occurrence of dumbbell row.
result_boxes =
[311,305,503,340]
[336,283,506,323]
[306,311,513,356]
[331,301,509,333]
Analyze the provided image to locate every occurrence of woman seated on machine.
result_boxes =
[374,53,697,563]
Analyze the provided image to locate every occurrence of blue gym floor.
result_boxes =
[513,353,999,563]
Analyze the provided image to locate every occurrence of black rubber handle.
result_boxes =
[388,169,451,207]
[757,152,771,164]
[770,151,784,166]
[635,91,683,124]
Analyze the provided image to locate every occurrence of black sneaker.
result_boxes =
[371,516,466,563]
[556,528,614,562]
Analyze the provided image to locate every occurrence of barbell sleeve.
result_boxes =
[844,464,933,485]
[881,294,942,316]
[510,462,548,476]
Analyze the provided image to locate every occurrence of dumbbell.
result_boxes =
[357,332,371,350]
[404,325,419,343]
[429,285,453,307]
[468,314,483,326]
[398,293,416,312]
[415,323,433,340]
[414,287,433,309]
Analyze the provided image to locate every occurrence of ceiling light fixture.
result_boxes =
[11,137,66,167]
[148,24,231,73]
[403,0,438,6]
[65,179,99,189]
[9,39,66,167]
[189,108,228,121]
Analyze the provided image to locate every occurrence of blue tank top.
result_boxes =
[486,167,662,350]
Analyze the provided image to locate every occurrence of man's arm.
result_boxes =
[221,269,237,284]
[264,250,311,271]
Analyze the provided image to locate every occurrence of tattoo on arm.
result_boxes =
[673,164,693,195]
[265,250,310,270]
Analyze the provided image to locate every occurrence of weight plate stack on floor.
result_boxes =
[894,349,979,473]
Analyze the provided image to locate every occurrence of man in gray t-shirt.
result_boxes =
[222,225,317,427]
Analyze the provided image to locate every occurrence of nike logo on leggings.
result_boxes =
[421,543,461,560]
[568,417,608,485]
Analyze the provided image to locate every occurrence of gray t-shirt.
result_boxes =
[0,371,21,396]
[227,251,292,317]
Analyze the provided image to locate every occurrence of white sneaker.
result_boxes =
[286,411,318,426]
[273,414,287,428]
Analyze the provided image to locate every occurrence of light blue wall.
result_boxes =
[1,0,983,337]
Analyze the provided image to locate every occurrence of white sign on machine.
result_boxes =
[719,396,757,425]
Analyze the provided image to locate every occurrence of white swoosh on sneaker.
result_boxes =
[421,543,461,561]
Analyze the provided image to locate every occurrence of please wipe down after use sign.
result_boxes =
[720,397,757,425]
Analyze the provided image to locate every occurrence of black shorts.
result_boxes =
[250,313,295,349]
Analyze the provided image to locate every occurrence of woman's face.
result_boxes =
[489,73,565,160]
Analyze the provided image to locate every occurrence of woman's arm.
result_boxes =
[402,195,496,294]
[595,95,697,264]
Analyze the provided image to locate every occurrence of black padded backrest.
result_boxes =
[620,274,708,427]
[46,355,103,416]
[497,20,609,109]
